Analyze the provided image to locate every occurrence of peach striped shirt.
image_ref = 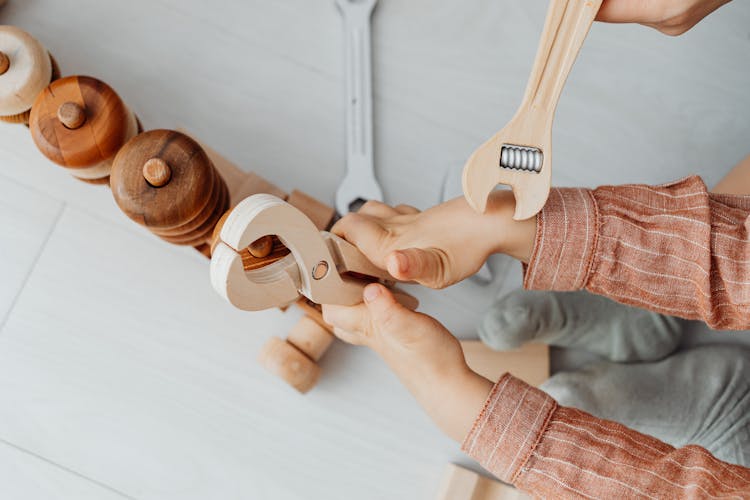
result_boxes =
[463,176,750,497]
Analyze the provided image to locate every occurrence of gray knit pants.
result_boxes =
[479,290,750,466]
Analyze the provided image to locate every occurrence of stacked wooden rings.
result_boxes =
[110,129,230,247]
[0,25,60,124]
[29,75,140,184]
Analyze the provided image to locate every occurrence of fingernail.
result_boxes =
[393,251,409,274]
[363,284,381,303]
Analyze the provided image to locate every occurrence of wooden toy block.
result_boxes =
[30,75,140,183]
[258,315,335,394]
[460,341,549,387]
[178,129,289,206]
[287,189,337,231]
[436,464,530,500]
[0,25,59,125]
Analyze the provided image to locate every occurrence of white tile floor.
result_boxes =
[0,1,749,499]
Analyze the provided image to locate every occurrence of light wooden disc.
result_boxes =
[0,26,52,116]
[30,76,136,168]
[110,129,224,231]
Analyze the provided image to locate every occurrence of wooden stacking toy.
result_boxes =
[29,75,140,183]
[110,129,229,253]
[0,25,59,124]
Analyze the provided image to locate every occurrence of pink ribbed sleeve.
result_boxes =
[463,374,750,498]
[524,176,750,329]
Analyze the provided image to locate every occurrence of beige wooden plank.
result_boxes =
[461,341,549,387]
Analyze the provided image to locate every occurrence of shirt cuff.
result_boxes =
[461,374,557,484]
[523,187,598,291]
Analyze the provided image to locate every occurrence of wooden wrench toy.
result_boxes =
[462,0,603,220]
[210,193,409,311]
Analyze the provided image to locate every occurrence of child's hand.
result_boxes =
[322,283,493,442]
[597,0,731,35]
[332,191,535,289]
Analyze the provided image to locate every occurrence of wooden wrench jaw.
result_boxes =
[209,194,388,311]
[210,242,300,311]
[461,119,552,221]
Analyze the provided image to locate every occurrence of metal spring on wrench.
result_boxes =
[500,144,543,173]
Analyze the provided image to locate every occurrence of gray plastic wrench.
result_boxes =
[334,0,383,215]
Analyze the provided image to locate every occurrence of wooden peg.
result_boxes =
[258,337,321,394]
[110,129,230,247]
[248,235,274,258]
[56,101,86,129]
[258,314,335,393]
[0,26,57,124]
[29,76,140,183]
[142,158,172,187]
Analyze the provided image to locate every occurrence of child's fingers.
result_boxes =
[394,204,420,215]
[321,303,368,341]
[386,248,450,289]
[357,200,400,218]
[330,213,390,266]
[362,283,411,332]
[332,326,366,346]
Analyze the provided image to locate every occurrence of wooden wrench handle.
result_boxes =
[520,0,603,121]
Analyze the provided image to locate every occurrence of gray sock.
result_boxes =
[479,289,683,362]
[542,345,750,466]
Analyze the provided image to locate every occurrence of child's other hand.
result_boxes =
[322,283,493,441]
[597,0,730,35]
[332,191,535,290]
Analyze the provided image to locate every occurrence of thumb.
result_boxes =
[362,283,409,332]
[386,248,448,288]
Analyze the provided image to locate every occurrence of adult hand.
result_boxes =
[597,0,731,35]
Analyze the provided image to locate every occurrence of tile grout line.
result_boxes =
[0,436,136,499]
[0,202,67,332]
[0,170,206,267]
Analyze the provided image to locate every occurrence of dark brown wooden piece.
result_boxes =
[110,129,230,246]
[248,235,274,258]
[0,51,9,75]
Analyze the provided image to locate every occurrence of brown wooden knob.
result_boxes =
[29,76,139,182]
[0,51,9,75]
[258,337,320,394]
[248,235,274,258]
[142,158,172,187]
[110,129,229,246]
[57,101,86,129]
[0,26,53,122]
